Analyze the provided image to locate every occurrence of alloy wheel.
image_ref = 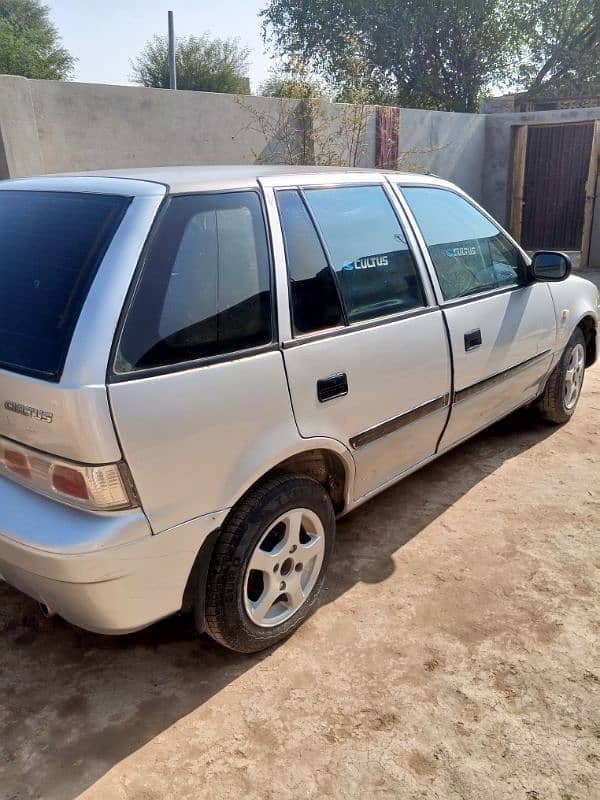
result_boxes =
[564,342,585,410]
[243,508,325,628]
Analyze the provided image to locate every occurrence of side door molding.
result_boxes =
[350,393,450,449]
[454,349,553,404]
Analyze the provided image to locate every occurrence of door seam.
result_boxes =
[434,307,455,453]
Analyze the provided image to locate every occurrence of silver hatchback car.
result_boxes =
[0,166,598,652]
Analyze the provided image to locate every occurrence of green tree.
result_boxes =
[261,0,525,112]
[0,0,74,80]
[131,33,250,94]
[518,0,600,98]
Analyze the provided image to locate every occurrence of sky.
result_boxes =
[45,0,275,91]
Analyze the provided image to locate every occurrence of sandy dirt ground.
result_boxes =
[1,328,599,800]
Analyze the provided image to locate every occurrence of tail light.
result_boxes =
[0,435,138,512]
[4,449,31,479]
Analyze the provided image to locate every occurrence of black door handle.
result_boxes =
[464,329,482,351]
[317,372,348,402]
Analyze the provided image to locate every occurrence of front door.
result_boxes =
[262,177,452,500]
[398,184,557,450]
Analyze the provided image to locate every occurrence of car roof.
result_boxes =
[0,164,449,196]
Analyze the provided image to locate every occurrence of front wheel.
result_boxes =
[203,473,335,653]
[537,328,586,424]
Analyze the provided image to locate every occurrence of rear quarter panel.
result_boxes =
[108,351,354,533]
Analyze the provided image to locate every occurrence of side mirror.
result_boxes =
[531,251,571,282]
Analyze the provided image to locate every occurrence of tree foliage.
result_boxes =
[131,33,251,94]
[261,0,524,112]
[518,1,600,97]
[0,0,74,80]
[259,69,325,99]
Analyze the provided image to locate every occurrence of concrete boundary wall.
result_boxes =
[1,75,600,237]
[0,75,487,200]
[0,76,286,177]
[394,108,486,200]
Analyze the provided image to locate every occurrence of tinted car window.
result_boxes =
[117,192,272,373]
[276,190,344,335]
[402,187,523,301]
[0,190,129,381]
[304,185,425,323]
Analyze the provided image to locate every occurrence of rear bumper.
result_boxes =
[0,477,227,634]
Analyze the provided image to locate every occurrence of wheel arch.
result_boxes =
[577,314,597,366]
[229,441,355,518]
[259,447,350,514]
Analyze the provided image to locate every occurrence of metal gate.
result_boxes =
[511,121,600,263]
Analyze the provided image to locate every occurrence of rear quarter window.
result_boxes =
[0,190,130,381]
[115,191,273,374]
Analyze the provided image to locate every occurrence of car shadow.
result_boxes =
[0,408,557,800]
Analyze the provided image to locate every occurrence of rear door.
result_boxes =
[261,174,452,501]
[394,182,557,450]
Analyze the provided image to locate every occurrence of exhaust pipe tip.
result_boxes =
[39,601,55,619]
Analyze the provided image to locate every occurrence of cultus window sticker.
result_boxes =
[342,254,390,271]
[445,245,478,258]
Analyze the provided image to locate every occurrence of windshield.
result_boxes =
[0,190,130,381]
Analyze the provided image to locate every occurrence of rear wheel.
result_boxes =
[537,328,586,424]
[203,473,335,653]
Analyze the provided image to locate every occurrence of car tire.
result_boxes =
[203,473,336,653]
[537,328,586,425]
